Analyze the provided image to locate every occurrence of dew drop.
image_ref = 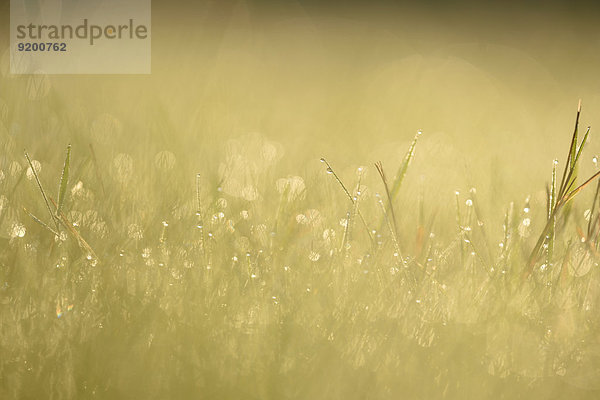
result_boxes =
[11,222,26,238]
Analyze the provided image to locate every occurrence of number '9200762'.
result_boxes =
[17,42,67,52]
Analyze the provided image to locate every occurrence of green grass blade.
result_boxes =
[573,126,591,172]
[56,144,71,217]
[569,100,582,169]
[563,125,590,201]
[390,130,421,200]
[570,125,578,170]
[558,100,582,198]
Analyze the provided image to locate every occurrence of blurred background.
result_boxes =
[2,0,600,220]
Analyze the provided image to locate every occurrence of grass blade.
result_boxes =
[587,179,600,238]
[546,160,558,267]
[376,193,403,262]
[562,169,600,204]
[25,150,60,232]
[50,197,98,261]
[375,161,398,237]
[320,158,374,243]
[89,144,106,196]
[558,100,581,198]
[56,144,71,217]
[574,126,591,167]
[525,101,598,279]
[22,207,59,236]
[390,130,421,200]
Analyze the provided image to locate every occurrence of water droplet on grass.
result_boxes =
[11,222,26,238]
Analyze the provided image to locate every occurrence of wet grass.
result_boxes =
[2,102,600,399]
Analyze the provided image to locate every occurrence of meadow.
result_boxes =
[4,1,600,393]
[2,67,600,400]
